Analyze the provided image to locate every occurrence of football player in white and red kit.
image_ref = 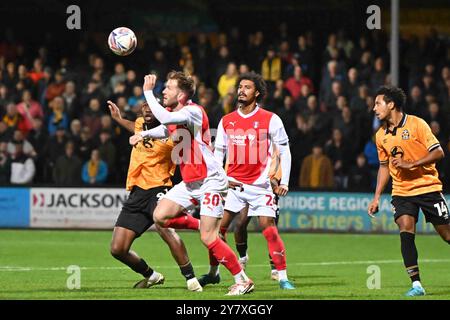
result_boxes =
[129,71,254,296]
[200,72,295,290]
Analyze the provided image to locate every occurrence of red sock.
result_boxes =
[163,213,199,230]
[207,238,241,276]
[209,227,228,266]
[262,226,287,271]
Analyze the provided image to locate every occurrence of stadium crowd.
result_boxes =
[0,26,448,191]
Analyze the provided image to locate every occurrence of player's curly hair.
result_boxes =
[167,70,196,99]
[237,71,267,102]
[376,85,406,111]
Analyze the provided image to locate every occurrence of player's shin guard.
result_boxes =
[207,238,241,276]
[400,232,420,282]
[163,213,200,230]
[262,226,287,271]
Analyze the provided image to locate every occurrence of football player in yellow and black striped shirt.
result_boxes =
[107,100,202,292]
[367,86,450,297]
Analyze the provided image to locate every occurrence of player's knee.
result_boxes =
[153,210,165,226]
[110,243,127,259]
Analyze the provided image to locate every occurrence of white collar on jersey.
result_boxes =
[237,104,260,118]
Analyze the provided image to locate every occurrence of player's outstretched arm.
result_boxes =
[107,100,135,133]
[368,164,390,217]
[130,125,169,145]
[142,74,189,125]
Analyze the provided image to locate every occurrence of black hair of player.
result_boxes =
[237,71,267,102]
[376,86,406,111]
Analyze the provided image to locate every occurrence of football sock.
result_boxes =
[208,227,229,269]
[400,232,420,282]
[233,270,250,284]
[179,261,195,280]
[207,238,241,276]
[163,213,200,230]
[236,242,248,258]
[208,265,219,276]
[131,259,153,278]
[263,226,287,271]
[277,270,287,281]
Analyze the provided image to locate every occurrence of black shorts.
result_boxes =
[391,191,450,225]
[115,186,170,237]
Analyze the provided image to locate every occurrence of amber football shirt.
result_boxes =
[126,117,175,191]
[375,114,442,196]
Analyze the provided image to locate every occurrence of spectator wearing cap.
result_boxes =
[82,149,108,185]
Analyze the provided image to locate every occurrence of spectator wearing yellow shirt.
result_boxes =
[217,62,238,99]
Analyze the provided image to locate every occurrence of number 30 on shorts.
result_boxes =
[202,193,222,206]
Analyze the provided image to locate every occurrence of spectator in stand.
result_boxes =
[47,96,69,135]
[62,80,80,120]
[98,129,116,169]
[53,141,82,185]
[15,90,44,134]
[27,117,48,183]
[0,85,13,111]
[127,85,145,108]
[261,46,282,93]
[299,144,334,188]
[370,57,387,93]
[0,121,13,143]
[347,153,372,191]
[82,149,108,185]
[284,66,314,102]
[109,63,126,91]
[77,126,95,162]
[324,128,352,189]
[344,68,360,98]
[45,70,66,103]
[7,130,36,158]
[10,140,35,185]
[27,58,45,85]
[217,62,238,99]
[81,98,103,137]
[407,85,426,117]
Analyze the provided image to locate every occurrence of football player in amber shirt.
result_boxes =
[368,86,450,297]
[107,100,202,292]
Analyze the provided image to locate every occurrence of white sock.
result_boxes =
[234,270,249,284]
[412,281,422,288]
[149,271,159,281]
[277,270,287,281]
[209,265,219,276]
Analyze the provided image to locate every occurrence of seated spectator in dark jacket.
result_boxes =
[81,98,103,137]
[53,141,82,185]
[98,130,116,181]
[82,149,108,185]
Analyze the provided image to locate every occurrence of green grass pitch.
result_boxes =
[0,229,449,300]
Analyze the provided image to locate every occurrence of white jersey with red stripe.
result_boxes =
[215,106,289,188]
[167,102,222,183]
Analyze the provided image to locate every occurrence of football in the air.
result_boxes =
[108,27,137,56]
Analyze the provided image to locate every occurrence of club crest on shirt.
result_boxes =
[401,129,409,140]
[253,121,259,129]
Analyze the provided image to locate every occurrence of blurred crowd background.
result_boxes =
[0,0,449,191]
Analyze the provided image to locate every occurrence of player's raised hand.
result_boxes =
[274,184,289,197]
[129,133,143,146]
[143,74,157,91]
[367,199,379,218]
[107,100,121,120]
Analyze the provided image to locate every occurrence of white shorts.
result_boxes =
[224,183,277,217]
[163,172,228,218]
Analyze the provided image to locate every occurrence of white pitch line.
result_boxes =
[0,259,449,272]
